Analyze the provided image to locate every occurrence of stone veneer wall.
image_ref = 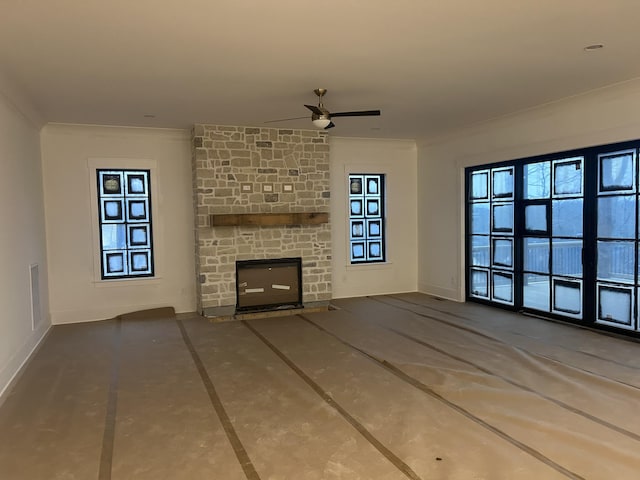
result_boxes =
[192,124,332,316]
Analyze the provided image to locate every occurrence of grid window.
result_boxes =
[468,167,515,306]
[97,169,154,279]
[466,140,640,335]
[349,174,385,263]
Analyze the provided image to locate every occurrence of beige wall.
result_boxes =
[330,137,418,298]
[0,79,49,397]
[418,78,640,301]
[38,125,418,325]
[41,124,196,324]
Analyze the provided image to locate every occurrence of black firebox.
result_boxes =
[235,257,303,312]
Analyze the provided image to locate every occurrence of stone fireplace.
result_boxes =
[191,124,332,317]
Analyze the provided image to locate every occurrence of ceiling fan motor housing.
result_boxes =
[266,88,380,130]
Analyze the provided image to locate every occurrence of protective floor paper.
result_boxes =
[0,293,639,479]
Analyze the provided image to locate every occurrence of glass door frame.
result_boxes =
[465,138,640,337]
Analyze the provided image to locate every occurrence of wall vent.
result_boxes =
[29,263,42,330]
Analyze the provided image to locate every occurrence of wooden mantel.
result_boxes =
[209,212,329,227]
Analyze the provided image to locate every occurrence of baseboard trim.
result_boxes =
[0,324,51,406]
[417,283,463,302]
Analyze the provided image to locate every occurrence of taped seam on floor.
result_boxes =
[98,318,122,480]
[385,326,640,443]
[386,295,640,371]
[534,352,640,391]
[176,319,261,480]
[298,314,585,480]
[375,296,640,392]
[241,320,423,480]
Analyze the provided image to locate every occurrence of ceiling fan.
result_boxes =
[265,88,381,130]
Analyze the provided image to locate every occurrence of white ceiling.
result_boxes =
[2,0,640,140]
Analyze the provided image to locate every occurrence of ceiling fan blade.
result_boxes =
[304,104,323,115]
[330,110,381,118]
[263,116,309,124]
[325,122,335,129]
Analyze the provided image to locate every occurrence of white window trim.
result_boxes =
[88,157,163,285]
[344,164,391,267]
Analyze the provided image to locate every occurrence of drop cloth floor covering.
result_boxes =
[1,293,639,479]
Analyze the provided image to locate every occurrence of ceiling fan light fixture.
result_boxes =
[312,116,331,129]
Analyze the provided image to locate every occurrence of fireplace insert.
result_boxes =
[236,257,303,312]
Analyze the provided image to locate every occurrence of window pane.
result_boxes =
[128,225,150,247]
[599,150,635,193]
[523,274,550,311]
[350,199,363,216]
[552,239,582,276]
[367,220,381,238]
[492,238,513,268]
[552,199,583,237]
[102,200,124,221]
[129,250,150,273]
[524,162,550,199]
[470,269,489,298]
[492,168,514,199]
[366,199,380,215]
[492,203,513,233]
[351,242,365,261]
[553,279,581,316]
[471,236,490,267]
[100,172,123,195]
[104,251,127,277]
[366,176,380,195]
[350,220,365,239]
[598,196,635,239]
[523,238,549,273]
[108,254,124,272]
[368,241,383,259]
[492,272,513,303]
[470,203,490,234]
[553,158,583,196]
[127,200,148,221]
[597,284,633,327]
[126,172,148,195]
[470,171,489,200]
[598,241,635,284]
[101,224,127,250]
[525,204,547,233]
[350,176,363,194]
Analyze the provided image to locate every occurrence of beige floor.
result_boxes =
[1,293,640,479]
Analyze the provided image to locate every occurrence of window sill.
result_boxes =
[345,262,393,271]
[93,276,162,287]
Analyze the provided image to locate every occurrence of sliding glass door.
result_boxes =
[522,157,584,318]
[466,140,640,334]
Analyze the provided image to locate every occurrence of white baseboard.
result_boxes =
[0,323,51,405]
[417,283,463,302]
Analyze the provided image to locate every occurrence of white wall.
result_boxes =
[330,137,418,298]
[41,124,196,324]
[418,77,640,301]
[0,78,50,398]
